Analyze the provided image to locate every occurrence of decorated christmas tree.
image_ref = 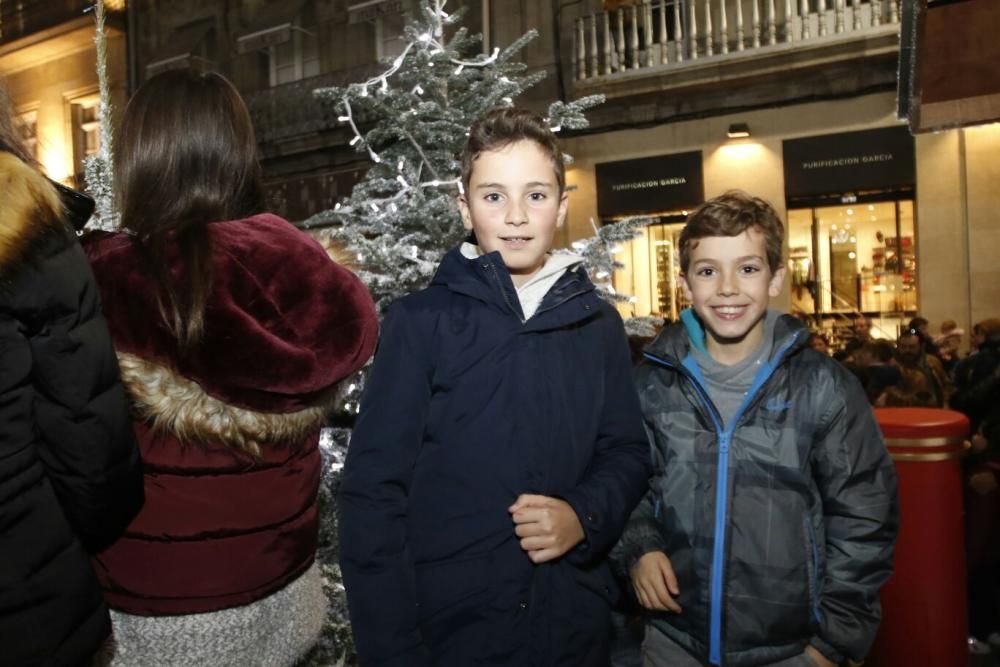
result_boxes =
[82,0,117,230]
[302,1,602,317]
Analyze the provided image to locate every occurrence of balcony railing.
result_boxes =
[0,0,94,47]
[574,0,900,83]
[247,63,382,143]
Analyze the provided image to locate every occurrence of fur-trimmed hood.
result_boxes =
[83,214,378,418]
[0,151,65,278]
[116,352,346,455]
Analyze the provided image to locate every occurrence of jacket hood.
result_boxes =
[83,214,378,413]
[646,308,809,365]
[0,151,66,279]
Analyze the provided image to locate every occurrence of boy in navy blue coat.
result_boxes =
[339,108,651,667]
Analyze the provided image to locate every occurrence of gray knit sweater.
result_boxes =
[100,563,326,667]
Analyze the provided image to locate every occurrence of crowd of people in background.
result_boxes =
[814,312,1000,652]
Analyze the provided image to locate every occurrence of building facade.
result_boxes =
[553,0,998,344]
[0,0,127,187]
[4,0,993,342]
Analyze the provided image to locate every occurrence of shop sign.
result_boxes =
[783,126,915,199]
[595,151,704,219]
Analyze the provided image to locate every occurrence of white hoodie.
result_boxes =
[460,242,584,320]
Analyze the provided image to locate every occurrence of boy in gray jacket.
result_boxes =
[617,191,898,666]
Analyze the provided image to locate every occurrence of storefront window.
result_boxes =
[788,208,816,318]
[789,199,917,342]
[612,218,689,322]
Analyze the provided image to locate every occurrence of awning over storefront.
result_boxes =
[236,0,310,54]
[595,150,704,219]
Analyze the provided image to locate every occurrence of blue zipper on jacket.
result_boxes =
[643,329,802,666]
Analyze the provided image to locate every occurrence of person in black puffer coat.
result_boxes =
[0,87,143,666]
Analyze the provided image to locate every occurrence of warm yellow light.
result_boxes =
[38,114,72,183]
[717,141,763,161]
[104,0,127,10]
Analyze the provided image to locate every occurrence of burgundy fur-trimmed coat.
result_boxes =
[83,214,378,614]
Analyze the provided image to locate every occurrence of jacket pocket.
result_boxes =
[414,554,492,645]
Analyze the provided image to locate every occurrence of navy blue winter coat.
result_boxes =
[339,247,651,667]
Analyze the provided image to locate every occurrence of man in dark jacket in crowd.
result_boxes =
[883,329,951,408]
[618,191,898,667]
[339,108,650,666]
[0,114,143,664]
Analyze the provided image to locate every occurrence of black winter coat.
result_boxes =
[0,152,143,666]
[339,247,651,667]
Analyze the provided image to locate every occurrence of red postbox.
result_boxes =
[866,408,970,667]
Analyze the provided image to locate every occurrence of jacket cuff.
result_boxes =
[559,491,602,565]
[809,635,846,666]
[611,517,667,577]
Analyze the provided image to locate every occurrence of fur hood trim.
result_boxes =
[117,353,342,456]
[0,151,64,276]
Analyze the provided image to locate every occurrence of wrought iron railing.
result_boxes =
[246,63,382,143]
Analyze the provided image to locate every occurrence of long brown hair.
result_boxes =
[115,69,263,352]
[0,80,30,162]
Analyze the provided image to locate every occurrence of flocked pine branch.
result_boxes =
[566,216,654,304]
[83,0,117,230]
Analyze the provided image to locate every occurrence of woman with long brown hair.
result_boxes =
[0,81,143,665]
[83,69,378,665]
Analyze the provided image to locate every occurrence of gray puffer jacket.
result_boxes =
[616,312,898,666]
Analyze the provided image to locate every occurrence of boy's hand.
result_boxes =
[630,551,682,613]
[803,645,837,667]
[508,494,584,564]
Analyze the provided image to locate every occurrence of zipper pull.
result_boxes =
[719,433,730,453]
